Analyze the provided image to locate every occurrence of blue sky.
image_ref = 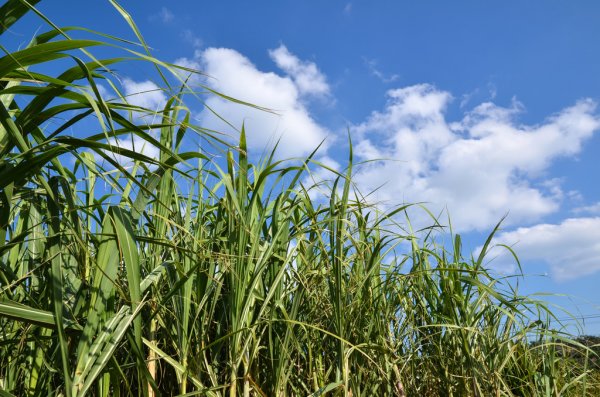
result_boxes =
[8,1,600,333]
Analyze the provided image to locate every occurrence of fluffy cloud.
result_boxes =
[121,78,167,112]
[103,135,160,169]
[268,45,330,97]
[303,155,342,200]
[181,29,203,49]
[114,51,600,282]
[195,46,330,158]
[173,57,202,85]
[573,202,600,215]
[352,84,600,231]
[91,78,167,168]
[484,217,600,281]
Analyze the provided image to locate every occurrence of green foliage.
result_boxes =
[0,1,598,396]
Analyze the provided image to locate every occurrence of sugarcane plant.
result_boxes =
[1,1,599,396]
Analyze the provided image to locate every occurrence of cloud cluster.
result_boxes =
[121,78,167,111]
[351,84,600,232]
[573,201,600,215]
[173,56,202,85]
[485,217,600,281]
[103,135,161,169]
[194,46,330,158]
[115,45,332,162]
[92,79,167,168]
[115,45,600,281]
[268,45,330,97]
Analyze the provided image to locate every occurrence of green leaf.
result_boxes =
[0,300,82,331]
[0,40,102,77]
[0,0,42,35]
[72,304,144,397]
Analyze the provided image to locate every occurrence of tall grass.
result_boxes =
[0,1,598,396]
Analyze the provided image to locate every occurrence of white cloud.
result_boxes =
[573,202,600,215]
[174,57,201,71]
[344,3,353,14]
[268,45,330,97]
[95,78,166,168]
[196,46,330,158]
[121,78,167,112]
[103,135,160,169]
[352,84,600,232]
[484,217,600,281]
[304,155,342,200]
[460,84,496,109]
[181,29,203,49]
[364,58,399,84]
[173,57,202,85]
[149,7,174,23]
[159,7,174,23]
[81,82,110,101]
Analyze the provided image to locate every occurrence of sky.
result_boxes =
[6,1,600,334]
